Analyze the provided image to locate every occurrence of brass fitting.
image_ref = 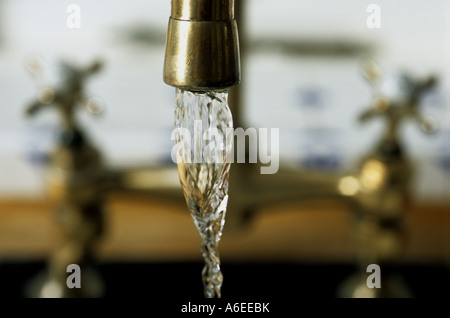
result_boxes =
[163,0,241,91]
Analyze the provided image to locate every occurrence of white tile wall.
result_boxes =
[0,0,449,202]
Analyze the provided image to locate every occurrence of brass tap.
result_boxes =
[25,59,106,298]
[338,61,438,298]
[163,0,241,91]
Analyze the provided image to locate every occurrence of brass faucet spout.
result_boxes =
[163,0,241,91]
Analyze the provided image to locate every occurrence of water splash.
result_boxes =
[174,88,233,298]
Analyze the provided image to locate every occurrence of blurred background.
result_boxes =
[0,0,449,298]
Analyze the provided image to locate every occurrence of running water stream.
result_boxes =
[174,89,233,298]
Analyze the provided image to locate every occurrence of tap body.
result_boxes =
[338,68,438,298]
[25,60,106,298]
[163,0,240,90]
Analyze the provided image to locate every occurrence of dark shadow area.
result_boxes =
[0,260,449,299]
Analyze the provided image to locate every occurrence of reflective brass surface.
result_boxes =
[25,60,106,298]
[337,63,438,298]
[171,0,234,21]
[164,0,240,90]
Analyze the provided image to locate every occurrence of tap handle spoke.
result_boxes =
[25,59,104,131]
[358,68,439,139]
